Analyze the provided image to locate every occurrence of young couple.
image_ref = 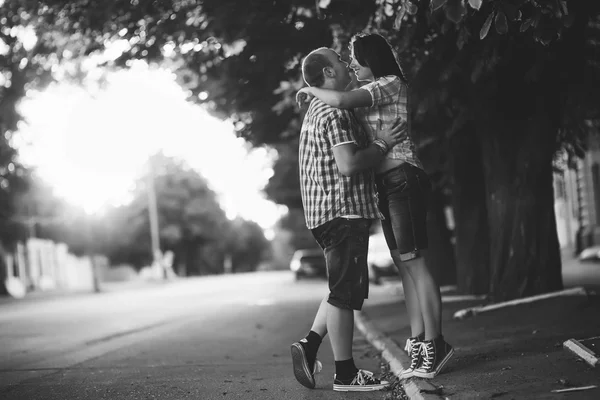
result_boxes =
[291,33,454,392]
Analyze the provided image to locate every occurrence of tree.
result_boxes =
[0,0,114,249]
[264,139,303,210]
[7,153,271,275]
[258,0,599,299]
[2,0,599,300]
[263,1,599,298]
[377,0,600,300]
[16,179,92,252]
[100,153,270,275]
[102,153,229,274]
[225,218,270,273]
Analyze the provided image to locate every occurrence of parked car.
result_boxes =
[290,249,327,280]
[579,246,600,262]
[367,231,398,284]
[290,233,398,284]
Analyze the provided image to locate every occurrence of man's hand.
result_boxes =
[296,88,314,108]
[377,119,407,149]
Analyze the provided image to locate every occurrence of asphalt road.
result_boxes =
[0,272,390,400]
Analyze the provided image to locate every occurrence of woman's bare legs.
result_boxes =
[391,250,425,337]
[400,256,442,340]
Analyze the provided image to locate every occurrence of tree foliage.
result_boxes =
[1,0,599,298]
[0,0,111,246]
[13,153,269,275]
[101,153,269,275]
[225,217,271,273]
[381,0,599,299]
[9,171,73,246]
[2,1,598,168]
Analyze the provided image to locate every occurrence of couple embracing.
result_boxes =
[290,33,454,392]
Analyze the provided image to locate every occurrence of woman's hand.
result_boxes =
[296,88,315,108]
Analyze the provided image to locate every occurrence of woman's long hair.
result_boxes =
[350,33,408,84]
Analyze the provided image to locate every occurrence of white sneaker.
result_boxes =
[400,341,423,379]
[333,369,389,392]
[413,338,454,379]
[404,335,423,354]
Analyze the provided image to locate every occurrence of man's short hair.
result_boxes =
[301,48,332,87]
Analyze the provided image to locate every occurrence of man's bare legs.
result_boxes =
[326,303,353,360]
[290,295,356,389]
[291,296,328,389]
[302,296,355,362]
[310,296,329,338]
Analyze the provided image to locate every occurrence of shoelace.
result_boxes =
[351,370,378,385]
[420,341,435,370]
[405,337,415,353]
[409,342,422,369]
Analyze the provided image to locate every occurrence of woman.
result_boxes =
[296,33,453,379]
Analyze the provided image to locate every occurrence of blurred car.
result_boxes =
[290,249,327,280]
[367,231,398,284]
[579,246,600,262]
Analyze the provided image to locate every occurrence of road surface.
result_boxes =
[0,272,391,400]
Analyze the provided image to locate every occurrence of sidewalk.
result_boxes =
[357,284,600,399]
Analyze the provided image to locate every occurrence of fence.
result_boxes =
[2,238,95,295]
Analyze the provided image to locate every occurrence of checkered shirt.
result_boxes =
[299,99,381,230]
[355,75,423,169]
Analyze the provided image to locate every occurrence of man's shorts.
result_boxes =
[376,163,431,262]
[311,217,371,311]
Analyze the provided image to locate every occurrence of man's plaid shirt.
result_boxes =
[299,98,381,230]
[355,75,423,170]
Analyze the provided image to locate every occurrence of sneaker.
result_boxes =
[290,340,322,389]
[404,335,420,354]
[413,338,454,379]
[333,369,389,392]
[399,341,423,379]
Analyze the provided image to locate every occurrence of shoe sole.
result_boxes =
[290,342,315,389]
[399,368,415,379]
[413,348,455,379]
[333,383,388,392]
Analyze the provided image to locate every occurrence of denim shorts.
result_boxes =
[311,217,371,311]
[375,163,431,261]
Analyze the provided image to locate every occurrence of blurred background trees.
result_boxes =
[13,153,270,275]
[1,1,599,298]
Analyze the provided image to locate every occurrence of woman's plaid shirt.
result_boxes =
[355,75,423,169]
[299,99,381,230]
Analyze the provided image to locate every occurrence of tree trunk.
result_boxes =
[478,111,562,301]
[423,185,457,286]
[451,126,490,295]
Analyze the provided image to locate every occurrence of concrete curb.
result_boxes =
[453,287,588,320]
[355,311,447,400]
[563,338,599,367]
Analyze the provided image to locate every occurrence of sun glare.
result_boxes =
[15,63,287,234]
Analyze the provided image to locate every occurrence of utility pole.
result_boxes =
[84,216,101,293]
[147,161,164,279]
[27,202,36,238]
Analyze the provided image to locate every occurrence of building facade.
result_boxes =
[554,136,600,256]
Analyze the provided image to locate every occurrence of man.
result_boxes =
[290,47,406,392]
